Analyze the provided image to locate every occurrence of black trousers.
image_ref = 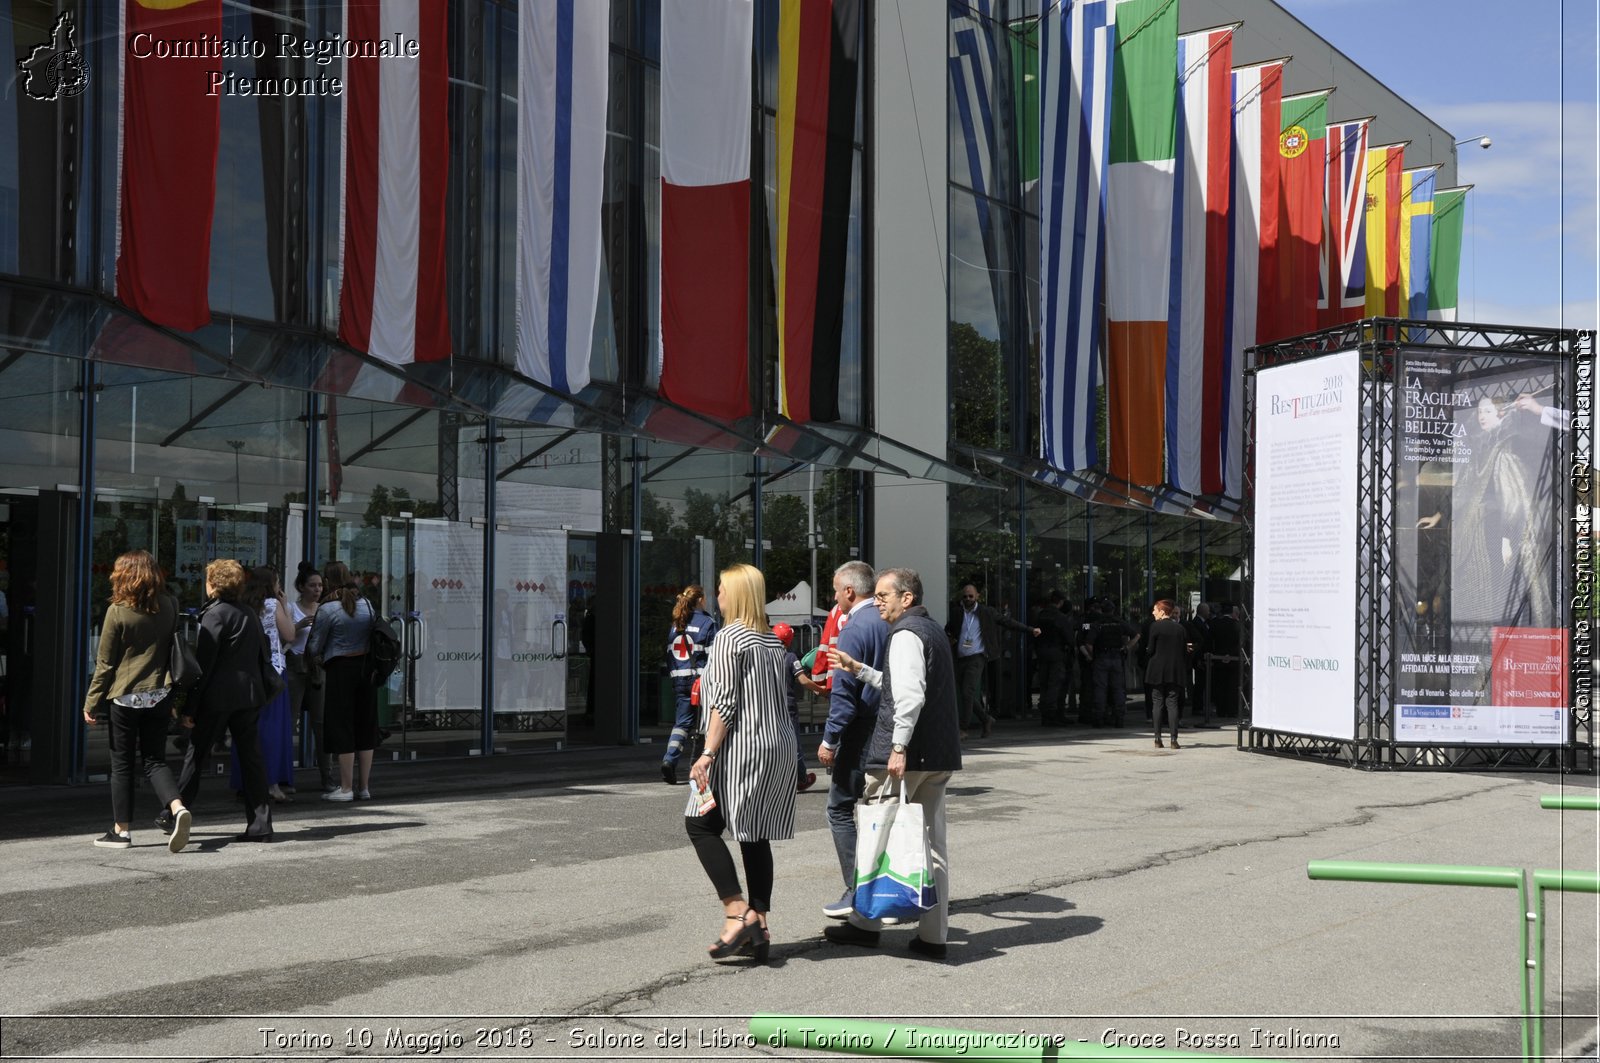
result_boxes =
[954,654,989,729]
[1036,651,1067,720]
[177,704,270,828]
[1090,656,1126,723]
[107,697,180,825]
[1150,682,1181,742]
[685,803,775,912]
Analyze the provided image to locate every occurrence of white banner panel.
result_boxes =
[412,519,483,713]
[1251,349,1361,740]
[493,527,567,717]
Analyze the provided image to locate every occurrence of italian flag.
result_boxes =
[1104,0,1177,488]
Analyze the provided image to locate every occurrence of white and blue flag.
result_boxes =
[516,0,609,395]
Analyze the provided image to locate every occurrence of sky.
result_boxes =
[1281,0,1599,331]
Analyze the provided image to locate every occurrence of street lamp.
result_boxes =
[1454,135,1492,150]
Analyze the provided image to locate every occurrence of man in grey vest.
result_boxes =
[821,567,962,960]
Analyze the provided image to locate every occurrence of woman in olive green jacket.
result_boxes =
[82,550,192,853]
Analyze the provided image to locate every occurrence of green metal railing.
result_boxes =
[1304,861,1530,1058]
[1305,794,1600,1063]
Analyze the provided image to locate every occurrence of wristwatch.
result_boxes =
[891,743,908,754]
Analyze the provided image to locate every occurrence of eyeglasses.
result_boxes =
[873,590,906,603]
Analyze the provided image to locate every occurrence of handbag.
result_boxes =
[169,629,203,690]
[255,623,286,706]
[851,781,937,922]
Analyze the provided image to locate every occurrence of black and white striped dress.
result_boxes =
[697,621,798,842]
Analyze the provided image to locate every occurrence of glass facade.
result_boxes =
[0,0,883,783]
[0,0,1263,782]
[944,1,1245,715]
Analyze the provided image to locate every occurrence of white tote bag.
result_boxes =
[851,781,936,922]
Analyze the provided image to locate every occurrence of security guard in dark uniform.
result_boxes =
[1078,598,1136,727]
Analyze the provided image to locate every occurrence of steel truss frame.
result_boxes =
[1239,319,1594,772]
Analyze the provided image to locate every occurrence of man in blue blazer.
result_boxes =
[816,560,888,919]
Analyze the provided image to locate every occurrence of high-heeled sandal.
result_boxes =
[707,910,758,960]
[749,916,771,964]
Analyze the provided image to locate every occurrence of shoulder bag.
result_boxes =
[169,604,203,690]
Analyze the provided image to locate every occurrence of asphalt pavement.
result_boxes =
[1,716,1596,1062]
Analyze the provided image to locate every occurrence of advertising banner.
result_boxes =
[1395,350,1568,744]
[1251,349,1361,740]
[492,527,567,719]
[411,519,484,713]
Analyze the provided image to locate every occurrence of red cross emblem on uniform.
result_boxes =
[671,634,694,661]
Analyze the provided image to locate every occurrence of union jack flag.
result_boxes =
[1319,118,1371,325]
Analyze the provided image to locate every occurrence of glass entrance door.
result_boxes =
[490,523,569,752]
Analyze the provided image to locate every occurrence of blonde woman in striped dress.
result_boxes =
[686,563,798,963]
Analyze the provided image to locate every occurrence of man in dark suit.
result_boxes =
[176,559,275,841]
[1207,604,1243,719]
[1031,591,1074,726]
[945,584,1037,737]
[1183,602,1212,726]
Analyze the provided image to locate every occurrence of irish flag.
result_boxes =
[658,0,754,421]
[1364,142,1406,317]
[1427,186,1470,322]
[1104,0,1177,488]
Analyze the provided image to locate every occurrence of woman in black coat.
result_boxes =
[1143,599,1191,750]
[174,558,276,841]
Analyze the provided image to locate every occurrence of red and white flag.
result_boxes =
[1223,58,1284,500]
[1167,26,1234,496]
[337,0,451,365]
[658,0,753,421]
[115,0,221,332]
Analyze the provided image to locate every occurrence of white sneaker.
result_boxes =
[167,808,192,854]
[356,789,372,800]
[322,788,354,802]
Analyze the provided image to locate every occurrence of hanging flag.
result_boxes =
[516,0,609,394]
[337,0,451,365]
[658,0,754,421]
[777,0,859,424]
[1222,58,1284,500]
[1427,185,1470,322]
[1009,15,1042,191]
[1265,89,1329,342]
[1399,165,1437,321]
[1040,0,1115,474]
[1104,0,1177,489]
[1363,142,1406,317]
[950,6,1011,361]
[1167,25,1234,496]
[115,0,222,332]
[1319,117,1371,327]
